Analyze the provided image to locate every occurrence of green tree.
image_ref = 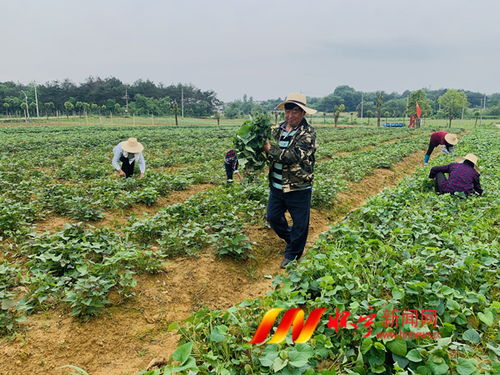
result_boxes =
[333,104,345,127]
[438,89,468,128]
[44,102,55,118]
[407,90,432,128]
[64,101,74,118]
[375,92,384,128]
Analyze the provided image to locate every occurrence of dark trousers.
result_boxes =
[120,155,135,178]
[224,163,234,181]
[433,172,447,193]
[425,142,437,156]
[266,187,312,261]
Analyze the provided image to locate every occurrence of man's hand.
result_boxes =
[139,173,145,179]
[264,139,271,153]
[117,170,126,177]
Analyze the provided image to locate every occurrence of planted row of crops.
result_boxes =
[0,125,455,333]
[146,129,499,375]
[0,125,430,242]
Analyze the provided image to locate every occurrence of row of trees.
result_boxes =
[0,77,221,118]
[224,86,500,123]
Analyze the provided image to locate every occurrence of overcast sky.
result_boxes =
[1,0,499,101]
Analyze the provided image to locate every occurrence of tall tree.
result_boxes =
[407,90,432,128]
[438,89,468,128]
[333,104,345,127]
[375,92,384,128]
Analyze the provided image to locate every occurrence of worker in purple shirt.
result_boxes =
[429,153,483,196]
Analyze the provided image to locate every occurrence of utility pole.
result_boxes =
[34,84,40,118]
[122,88,130,115]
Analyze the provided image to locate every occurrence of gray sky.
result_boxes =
[1,0,499,101]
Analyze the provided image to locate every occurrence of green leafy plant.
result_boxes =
[234,114,272,171]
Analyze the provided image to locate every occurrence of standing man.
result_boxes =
[263,93,317,268]
[424,131,458,165]
[224,149,242,183]
[112,137,146,178]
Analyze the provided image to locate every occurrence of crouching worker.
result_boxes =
[112,137,146,178]
[424,131,459,165]
[224,149,242,182]
[429,153,483,196]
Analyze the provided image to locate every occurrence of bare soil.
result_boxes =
[0,148,436,375]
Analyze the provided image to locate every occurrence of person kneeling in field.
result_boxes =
[429,153,483,196]
[112,137,146,178]
[423,131,459,165]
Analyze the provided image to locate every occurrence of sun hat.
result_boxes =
[276,93,317,115]
[444,133,459,145]
[122,137,144,153]
[456,153,479,171]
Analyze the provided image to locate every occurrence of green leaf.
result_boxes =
[374,342,386,351]
[370,364,386,373]
[462,329,480,344]
[272,357,288,372]
[456,358,477,375]
[426,358,449,375]
[446,299,461,311]
[288,347,312,368]
[416,365,432,375]
[392,288,405,300]
[209,325,227,343]
[171,342,193,365]
[406,349,423,362]
[392,353,409,369]
[477,310,494,327]
[361,338,373,354]
[167,322,179,332]
[387,339,407,356]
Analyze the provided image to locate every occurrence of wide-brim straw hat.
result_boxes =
[122,137,144,153]
[456,153,479,171]
[276,93,317,115]
[444,133,459,145]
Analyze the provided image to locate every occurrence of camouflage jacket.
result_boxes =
[267,119,316,193]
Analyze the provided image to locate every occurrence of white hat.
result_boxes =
[276,93,317,115]
[122,138,144,153]
[457,153,479,171]
[444,133,459,145]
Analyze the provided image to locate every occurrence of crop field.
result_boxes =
[0,124,497,375]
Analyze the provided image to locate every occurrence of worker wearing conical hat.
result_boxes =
[429,154,483,196]
[112,137,146,178]
[424,131,459,165]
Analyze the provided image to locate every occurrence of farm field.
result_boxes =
[0,124,497,375]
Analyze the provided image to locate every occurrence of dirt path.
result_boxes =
[0,146,439,375]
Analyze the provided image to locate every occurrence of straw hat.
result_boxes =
[457,153,479,171]
[444,133,459,145]
[276,93,317,115]
[122,138,144,153]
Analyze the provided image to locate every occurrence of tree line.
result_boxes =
[0,77,221,118]
[1,78,499,125]
[224,86,500,124]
